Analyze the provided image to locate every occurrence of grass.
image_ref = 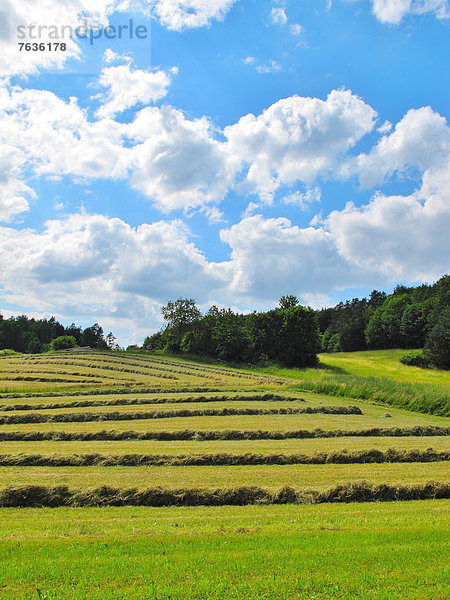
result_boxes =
[0,462,448,490]
[0,349,448,598]
[2,435,448,455]
[0,408,445,435]
[242,350,449,416]
[250,349,450,385]
[0,351,278,393]
[0,501,448,599]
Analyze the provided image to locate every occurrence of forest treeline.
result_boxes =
[1,275,448,368]
[317,275,449,368]
[0,316,116,354]
[144,275,449,368]
[143,296,320,367]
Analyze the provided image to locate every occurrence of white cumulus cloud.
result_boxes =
[126,105,238,211]
[225,89,377,201]
[0,145,35,222]
[353,106,450,187]
[95,60,176,118]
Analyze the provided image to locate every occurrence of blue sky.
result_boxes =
[0,0,449,345]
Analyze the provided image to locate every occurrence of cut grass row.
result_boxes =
[1,448,447,467]
[2,425,448,441]
[0,405,362,425]
[1,481,449,509]
[0,393,303,411]
[0,409,445,434]
[6,351,277,385]
[1,462,448,490]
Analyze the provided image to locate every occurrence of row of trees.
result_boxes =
[143,276,449,369]
[143,296,320,367]
[0,315,116,354]
[317,275,449,363]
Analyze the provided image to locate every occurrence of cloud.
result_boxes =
[243,57,283,73]
[327,160,450,282]
[0,145,35,222]
[256,59,283,73]
[220,214,354,302]
[0,81,237,214]
[95,60,176,118]
[151,0,238,31]
[225,89,377,201]
[270,7,287,25]
[290,23,303,36]
[0,0,240,78]
[0,84,129,180]
[282,187,321,210]
[370,0,449,24]
[219,158,450,303]
[1,147,448,339]
[352,106,450,187]
[0,212,226,340]
[126,105,237,211]
[2,79,449,226]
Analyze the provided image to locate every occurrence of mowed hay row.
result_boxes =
[2,425,449,442]
[0,351,278,391]
[1,481,449,508]
[0,392,306,412]
[18,350,276,384]
[1,448,448,467]
[0,405,363,426]
[0,358,206,387]
[2,435,449,456]
[0,413,403,436]
[1,462,449,491]
[2,406,447,436]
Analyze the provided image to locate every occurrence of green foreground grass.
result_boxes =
[0,500,448,599]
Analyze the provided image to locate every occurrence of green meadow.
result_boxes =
[0,349,448,598]
[0,501,448,600]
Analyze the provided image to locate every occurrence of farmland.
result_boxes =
[0,349,448,599]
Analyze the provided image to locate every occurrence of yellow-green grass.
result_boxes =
[319,349,450,384]
[1,399,447,434]
[0,390,282,409]
[0,351,278,393]
[247,348,450,385]
[1,500,448,600]
[1,435,449,457]
[0,462,448,490]
[0,499,446,540]
[0,399,310,417]
[0,413,431,435]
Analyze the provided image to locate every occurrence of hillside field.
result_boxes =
[0,349,448,599]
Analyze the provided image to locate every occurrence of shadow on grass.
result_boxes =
[315,362,346,375]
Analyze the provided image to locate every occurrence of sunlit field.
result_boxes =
[0,349,448,599]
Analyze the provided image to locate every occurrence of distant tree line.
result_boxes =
[317,275,449,368]
[0,315,117,354]
[143,275,449,369]
[143,296,320,368]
